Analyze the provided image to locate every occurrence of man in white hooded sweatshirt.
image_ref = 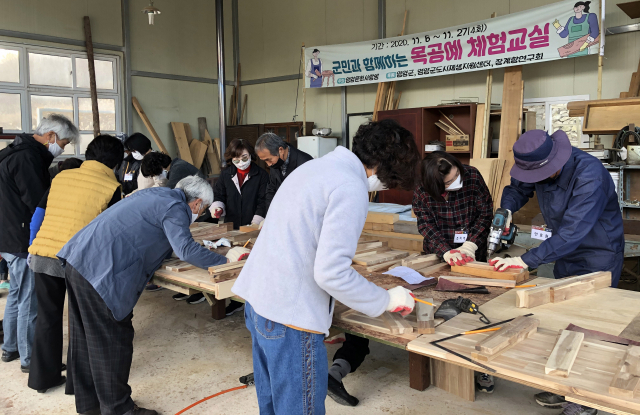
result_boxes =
[233,119,422,415]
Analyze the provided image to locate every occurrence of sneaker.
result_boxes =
[0,281,9,290]
[21,365,29,373]
[560,403,597,415]
[475,372,494,393]
[1,350,19,362]
[327,375,359,406]
[172,293,188,301]
[186,293,206,305]
[535,392,567,408]
[126,404,158,415]
[37,376,66,393]
[144,284,163,292]
[225,300,244,316]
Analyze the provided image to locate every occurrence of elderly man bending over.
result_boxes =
[57,176,235,415]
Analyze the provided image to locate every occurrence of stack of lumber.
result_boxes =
[361,211,423,252]
[515,271,611,308]
[333,303,416,337]
[451,261,529,284]
[352,248,410,272]
[190,222,233,244]
[198,118,222,176]
[470,158,506,202]
[389,254,448,277]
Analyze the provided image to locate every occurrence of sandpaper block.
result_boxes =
[403,278,437,290]
[435,277,489,294]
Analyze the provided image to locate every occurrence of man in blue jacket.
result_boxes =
[57,176,233,415]
[490,129,624,415]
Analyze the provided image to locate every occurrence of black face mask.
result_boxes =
[272,158,285,169]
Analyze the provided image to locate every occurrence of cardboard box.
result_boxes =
[445,134,470,152]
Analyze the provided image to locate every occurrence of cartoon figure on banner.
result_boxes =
[306,49,335,88]
[553,1,600,58]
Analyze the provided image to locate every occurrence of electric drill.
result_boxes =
[487,208,518,257]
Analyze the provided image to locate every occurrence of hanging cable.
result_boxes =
[293,46,303,122]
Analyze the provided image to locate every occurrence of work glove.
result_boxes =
[251,215,264,226]
[212,208,223,219]
[503,209,512,235]
[489,256,528,272]
[258,219,265,230]
[443,241,477,266]
[226,247,250,262]
[386,286,415,317]
[556,25,565,34]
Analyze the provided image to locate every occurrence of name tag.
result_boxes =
[124,173,133,182]
[531,225,553,241]
[454,230,468,243]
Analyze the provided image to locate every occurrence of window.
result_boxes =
[523,95,590,148]
[0,43,121,157]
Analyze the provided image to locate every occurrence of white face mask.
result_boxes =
[131,151,144,161]
[367,174,387,192]
[48,136,64,158]
[191,213,199,224]
[234,158,251,171]
[445,174,462,191]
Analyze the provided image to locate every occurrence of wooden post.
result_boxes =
[481,12,497,159]
[132,97,169,154]
[211,298,226,320]
[83,16,100,137]
[409,352,431,391]
[302,43,307,136]
[240,94,248,125]
[594,0,604,147]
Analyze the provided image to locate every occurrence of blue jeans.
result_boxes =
[1,253,38,367]
[245,302,328,415]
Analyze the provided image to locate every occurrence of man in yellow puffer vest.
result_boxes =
[27,135,124,395]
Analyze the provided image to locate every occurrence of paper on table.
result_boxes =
[383,266,433,285]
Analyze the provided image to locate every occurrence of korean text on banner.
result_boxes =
[304,0,601,88]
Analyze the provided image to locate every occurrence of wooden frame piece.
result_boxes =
[438,276,516,288]
[451,262,528,282]
[545,330,584,378]
[416,299,435,334]
[516,272,611,308]
[352,250,409,266]
[381,311,414,334]
[609,345,640,398]
[583,101,640,134]
[471,315,539,361]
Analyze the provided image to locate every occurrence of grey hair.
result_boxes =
[175,175,214,206]
[255,132,287,156]
[34,114,80,144]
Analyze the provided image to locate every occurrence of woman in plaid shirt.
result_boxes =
[412,151,494,266]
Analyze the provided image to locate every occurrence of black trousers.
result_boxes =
[27,272,66,391]
[333,333,370,372]
[66,264,135,415]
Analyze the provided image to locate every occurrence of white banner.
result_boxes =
[305,0,601,88]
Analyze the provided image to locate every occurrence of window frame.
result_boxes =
[0,42,121,158]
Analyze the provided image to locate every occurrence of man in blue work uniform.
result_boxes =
[491,129,624,415]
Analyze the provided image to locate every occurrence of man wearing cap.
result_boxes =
[491,129,623,414]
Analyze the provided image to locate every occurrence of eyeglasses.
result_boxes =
[232,155,250,164]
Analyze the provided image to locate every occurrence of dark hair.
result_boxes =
[59,157,83,171]
[419,151,465,202]
[85,135,125,169]
[255,132,286,156]
[224,139,256,165]
[352,119,421,191]
[574,1,590,12]
[124,132,151,154]
[312,49,320,53]
[141,152,172,177]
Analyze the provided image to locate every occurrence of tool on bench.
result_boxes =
[434,296,491,324]
[429,313,534,373]
[239,372,254,386]
[487,208,518,257]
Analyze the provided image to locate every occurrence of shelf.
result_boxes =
[622,204,640,208]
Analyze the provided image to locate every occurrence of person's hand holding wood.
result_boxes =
[226,247,250,262]
[385,286,415,317]
[443,241,477,266]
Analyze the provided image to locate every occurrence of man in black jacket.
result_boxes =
[255,132,313,212]
[0,114,77,372]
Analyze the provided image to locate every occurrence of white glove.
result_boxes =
[386,286,415,317]
[204,238,231,249]
[212,208,223,219]
[556,26,565,34]
[258,219,265,230]
[586,36,595,43]
[489,256,528,272]
[251,215,264,226]
[443,241,477,266]
[226,247,251,262]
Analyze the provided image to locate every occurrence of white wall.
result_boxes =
[237,0,640,140]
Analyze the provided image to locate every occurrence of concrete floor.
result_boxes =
[0,288,613,415]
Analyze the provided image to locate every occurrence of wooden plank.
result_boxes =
[402,254,439,267]
[184,123,194,144]
[451,262,528,282]
[362,230,423,241]
[239,225,259,233]
[352,250,409,266]
[171,122,194,164]
[620,312,640,343]
[360,233,423,252]
[355,241,390,255]
[372,223,394,232]
[439,276,516,288]
[415,262,449,277]
[189,139,208,169]
[516,272,611,308]
[545,330,584,378]
[430,358,475,401]
[208,261,246,274]
[83,16,100,137]
[609,346,640,398]
[400,253,421,265]
[393,220,419,235]
[473,315,539,359]
[551,279,595,303]
[197,117,208,140]
[132,97,168,154]
[165,262,196,272]
[381,311,414,335]
[366,258,404,273]
[416,299,435,334]
[567,97,640,117]
[225,230,260,242]
[203,130,221,174]
[496,66,522,208]
[215,279,235,300]
[472,103,486,159]
[629,72,639,98]
[365,212,399,224]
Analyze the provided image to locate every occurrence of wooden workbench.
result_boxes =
[407,277,640,414]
